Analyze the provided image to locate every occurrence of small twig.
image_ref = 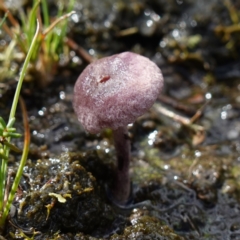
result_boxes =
[190,100,210,124]
[215,24,240,41]
[0,6,27,52]
[158,94,196,115]
[187,158,199,180]
[42,11,75,37]
[2,23,14,39]
[3,169,13,209]
[0,5,19,27]
[116,27,138,37]
[1,11,27,54]
[65,37,95,63]
[153,103,204,131]
[183,214,201,236]
[224,0,239,24]
[153,103,191,125]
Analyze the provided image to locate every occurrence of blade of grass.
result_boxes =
[51,0,75,55]
[0,20,40,225]
[61,0,75,38]
[0,147,9,211]
[27,0,40,48]
[0,118,6,129]
[0,4,19,27]
[48,1,64,55]
[9,21,40,120]
[0,96,30,227]
[40,0,51,54]
[19,8,29,38]
[0,11,8,29]
[0,153,7,161]
[41,0,50,26]
[43,10,75,59]
[42,11,75,38]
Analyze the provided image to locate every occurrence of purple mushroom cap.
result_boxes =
[73,51,164,134]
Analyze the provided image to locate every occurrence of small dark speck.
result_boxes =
[98,75,111,83]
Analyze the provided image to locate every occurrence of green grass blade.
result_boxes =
[0,118,6,129]
[6,118,15,128]
[9,21,40,120]
[52,0,75,54]
[27,0,40,48]
[0,98,30,228]
[0,12,8,29]
[41,0,50,26]
[0,153,7,161]
[0,20,40,229]
[0,146,9,213]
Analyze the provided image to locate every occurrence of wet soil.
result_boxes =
[1,0,240,239]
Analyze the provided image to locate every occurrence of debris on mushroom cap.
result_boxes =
[73,51,164,134]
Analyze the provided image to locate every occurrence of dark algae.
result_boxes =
[110,211,185,240]
[11,153,114,236]
[1,0,240,239]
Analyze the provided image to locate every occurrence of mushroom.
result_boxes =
[73,51,164,205]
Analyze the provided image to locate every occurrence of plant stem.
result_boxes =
[0,147,9,211]
[41,0,50,27]
[0,20,39,231]
[42,11,75,37]
[9,22,40,120]
[0,12,8,29]
[0,97,30,227]
[111,126,131,204]
[27,0,40,48]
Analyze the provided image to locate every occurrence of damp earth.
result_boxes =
[1,0,240,239]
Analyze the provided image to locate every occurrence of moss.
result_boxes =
[12,152,114,235]
[110,215,184,240]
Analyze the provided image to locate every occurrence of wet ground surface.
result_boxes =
[1,0,240,239]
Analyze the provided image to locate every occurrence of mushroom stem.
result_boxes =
[112,126,131,204]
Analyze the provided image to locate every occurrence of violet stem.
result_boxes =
[112,126,131,204]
